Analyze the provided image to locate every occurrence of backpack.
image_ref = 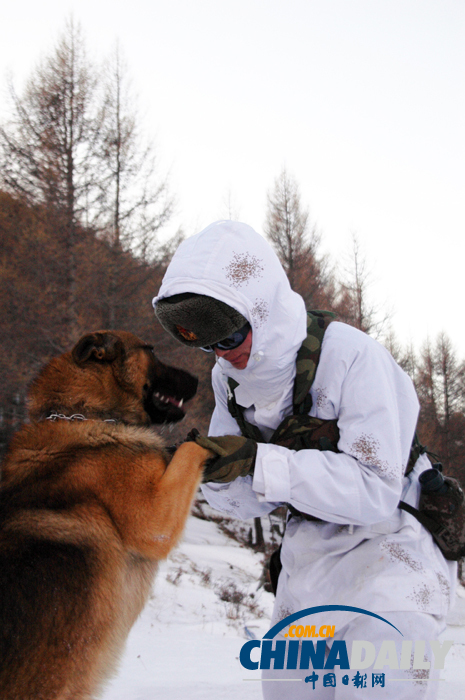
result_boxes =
[226,311,465,562]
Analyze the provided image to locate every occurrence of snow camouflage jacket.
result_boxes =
[228,310,465,561]
[154,220,456,623]
[225,310,339,450]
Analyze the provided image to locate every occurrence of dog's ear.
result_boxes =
[72,332,125,365]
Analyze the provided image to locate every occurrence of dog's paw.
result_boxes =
[185,428,200,442]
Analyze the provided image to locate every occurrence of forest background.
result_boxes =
[1,22,464,501]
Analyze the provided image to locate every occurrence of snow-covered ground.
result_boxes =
[101,511,465,700]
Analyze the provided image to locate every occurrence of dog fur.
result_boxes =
[0,330,211,700]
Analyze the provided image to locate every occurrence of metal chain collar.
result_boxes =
[46,413,116,423]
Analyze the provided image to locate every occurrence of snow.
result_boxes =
[101,512,274,700]
[439,587,465,699]
[101,512,465,700]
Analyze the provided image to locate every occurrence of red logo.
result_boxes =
[176,325,198,341]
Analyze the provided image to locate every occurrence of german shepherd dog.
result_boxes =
[0,331,211,700]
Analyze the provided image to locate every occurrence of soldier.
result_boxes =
[153,220,455,699]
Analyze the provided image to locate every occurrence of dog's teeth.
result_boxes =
[155,392,160,398]
[179,398,183,408]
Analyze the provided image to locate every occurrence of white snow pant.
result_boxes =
[261,611,445,700]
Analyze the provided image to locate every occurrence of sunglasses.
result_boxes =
[200,322,251,353]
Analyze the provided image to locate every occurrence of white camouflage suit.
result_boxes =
[154,221,456,699]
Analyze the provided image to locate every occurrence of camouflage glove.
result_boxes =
[193,434,257,483]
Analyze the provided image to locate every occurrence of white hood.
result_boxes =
[153,220,307,429]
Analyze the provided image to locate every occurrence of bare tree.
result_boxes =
[0,20,100,216]
[338,232,391,337]
[414,333,465,479]
[433,333,465,466]
[98,45,174,261]
[219,188,241,221]
[0,19,102,342]
[416,339,440,442]
[264,168,333,308]
[0,25,176,336]
[265,168,310,287]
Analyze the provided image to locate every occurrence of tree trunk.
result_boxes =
[254,516,265,549]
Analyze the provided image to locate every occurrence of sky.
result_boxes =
[1,0,464,355]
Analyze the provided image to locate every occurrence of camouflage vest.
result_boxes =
[226,311,340,452]
[226,311,465,561]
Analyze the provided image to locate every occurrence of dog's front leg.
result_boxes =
[122,442,212,559]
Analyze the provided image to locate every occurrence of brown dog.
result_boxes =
[0,331,211,700]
